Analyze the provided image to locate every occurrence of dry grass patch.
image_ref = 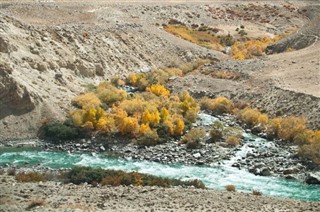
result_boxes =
[16,172,46,183]
[201,97,234,115]
[164,25,224,51]
[225,184,236,192]
[226,135,241,146]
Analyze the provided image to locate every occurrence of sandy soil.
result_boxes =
[0,173,320,212]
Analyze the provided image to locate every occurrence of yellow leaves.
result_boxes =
[96,116,116,134]
[119,117,140,137]
[174,117,185,136]
[72,92,101,109]
[146,84,170,97]
[179,91,199,115]
[164,25,224,51]
[237,108,269,127]
[267,116,308,141]
[70,106,113,133]
[200,97,234,115]
[96,82,127,106]
[160,108,170,121]
[139,123,152,135]
[127,73,141,86]
[231,36,278,60]
[298,130,320,165]
[163,114,185,136]
[142,110,160,126]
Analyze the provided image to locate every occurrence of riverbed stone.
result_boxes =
[305,173,320,184]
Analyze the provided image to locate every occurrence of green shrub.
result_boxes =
[63,167,206,189]
[64,167,107,185]
[43,122,79,142]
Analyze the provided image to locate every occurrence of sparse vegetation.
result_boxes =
[180,127,206,149]
[164,24,224,51]
[231,36,284,60]
[64,167,206,188]
[226,135,241,146]
[237,108,269,128]
[252,189,262,196]
[15,172,47,182]
[200,97,234,115]
[7,168,16,176]
[266,117,307,141]
[164,23,289,60]
[26,199,45,210]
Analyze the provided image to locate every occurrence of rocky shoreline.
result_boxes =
[1,129,320,186]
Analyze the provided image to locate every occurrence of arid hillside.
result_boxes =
[0,0,319,140]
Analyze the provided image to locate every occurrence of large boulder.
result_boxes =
[305,172,320,185]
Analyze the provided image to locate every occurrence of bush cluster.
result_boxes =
[180,127,206,149]
[164,24,224,51]
[200,97,234,115]
[164,24,288,60]
[126,68,183,90]
[267,116,307,141]
[70,80,199,144]
[42,121,79,142]
[225,184,236,192]
[63,167,206,189]
[15,172,47,182]
[237,108,269,127]
[231,36,282,60]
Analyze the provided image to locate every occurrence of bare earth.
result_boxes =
[0,174,320,212]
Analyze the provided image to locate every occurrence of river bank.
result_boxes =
[1,173,320,212]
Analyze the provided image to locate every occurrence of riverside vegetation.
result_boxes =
[41,66,320,166]
[12,167,206,189]
[164,23,291,60]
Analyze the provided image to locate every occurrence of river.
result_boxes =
[0,113,319,201]
[0,147,319,201]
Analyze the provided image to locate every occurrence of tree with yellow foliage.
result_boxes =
[119,117,140,137]
[160,108,170,121]
[70,107,105,130]
[72,93,101,109]
[267,116,307,141]
[146,84,170,97]
[142,109,160,126]
[139,123,152,135]
[163,114,185,136]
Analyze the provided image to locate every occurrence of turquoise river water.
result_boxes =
[0,147,319,201]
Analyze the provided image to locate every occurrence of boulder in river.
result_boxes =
[305,172,320,185]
